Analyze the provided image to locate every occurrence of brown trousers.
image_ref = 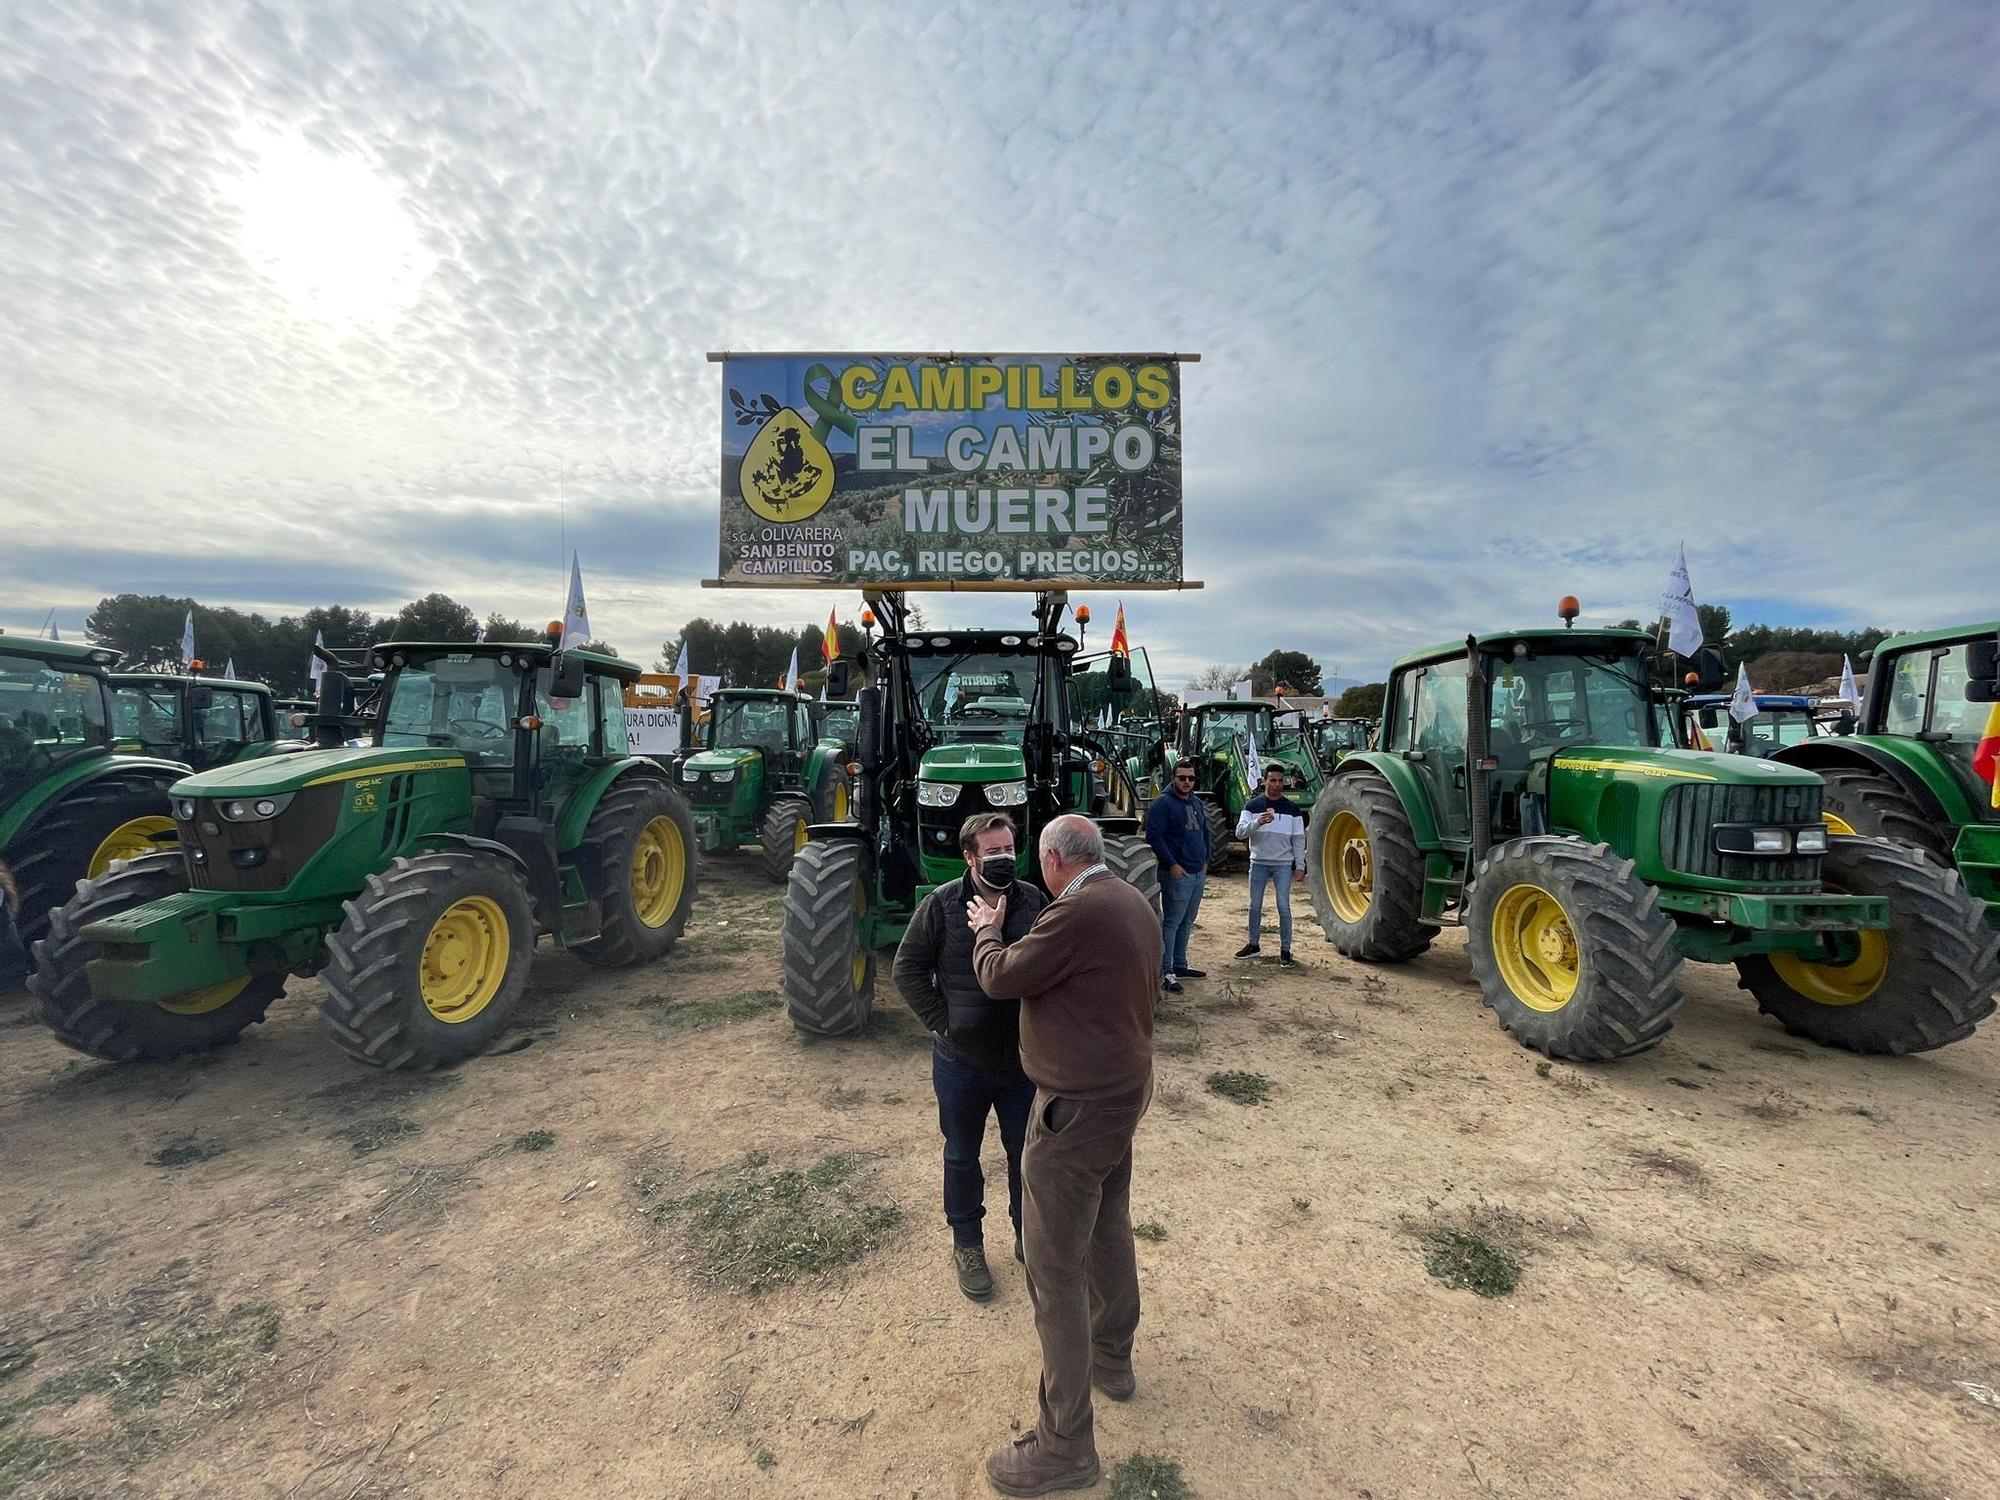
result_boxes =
[1020,1079,1151,1460]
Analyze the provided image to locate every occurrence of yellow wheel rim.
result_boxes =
[1822,811,1857,836]
[851,879,869,992]
[1770,928,1888,1006]
[159,975,250,1016]
[833,781,850,821]
[420,896,511,1023]
[1489,882,1581,1012]
[1323,810,1373,923]
[631,816,686,929]
[88,815,177,877]
[793,815,810,853]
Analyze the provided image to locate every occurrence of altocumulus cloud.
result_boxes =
[1,0,1995,681]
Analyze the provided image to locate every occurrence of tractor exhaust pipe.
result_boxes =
[1465,634,1491,866]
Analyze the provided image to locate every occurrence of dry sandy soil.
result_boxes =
[3,854,1999,1500]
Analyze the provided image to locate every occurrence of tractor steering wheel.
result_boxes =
[449,716,512,741]
[1523,716,1589,743]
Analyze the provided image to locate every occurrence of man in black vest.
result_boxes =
[893,811,1046,1301]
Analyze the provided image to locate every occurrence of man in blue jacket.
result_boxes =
[1143,757,1210,994]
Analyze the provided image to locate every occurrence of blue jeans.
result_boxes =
[1248,862,1296,951]
[1160,868,1206,972]
[933,1045,1035,1248]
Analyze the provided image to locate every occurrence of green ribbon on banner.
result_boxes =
[802,362,861,443]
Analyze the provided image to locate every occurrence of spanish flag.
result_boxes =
[1110,601,1130,659]
[822,607,839,665]
[1975,700,2000,809]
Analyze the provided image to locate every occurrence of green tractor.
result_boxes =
[1306,621,1999,1059]
[813,698,860,752]
[1165,699,1325,868]
[2,633,188,982]
[31,634,698,1068]
[110,672,295,770]
[1772,622,1999,926]
[780,591,1160,1037]
[675,688,855,881]
[1310,716,1375,765]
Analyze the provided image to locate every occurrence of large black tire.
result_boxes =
[782,838,875,1037]
[759,795,814,884]
[0,861,25,993]
[32,853,285,1061]
[1815,767,1955,863]
[1464,838,1683,1061]
[1736,836,1999,1054]
[320,849,536,1069]
[1102,832,1163,919]
[6,767,181,967]
[1305,772,1436,962]
[1202,797,1234,872]
[571,775,697,968]
[814,761,854,824]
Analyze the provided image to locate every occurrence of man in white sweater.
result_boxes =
[1233,766,1308,966]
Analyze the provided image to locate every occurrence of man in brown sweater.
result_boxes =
[966,814,1160,1496]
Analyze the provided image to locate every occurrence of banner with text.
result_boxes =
[717,354,1184,587]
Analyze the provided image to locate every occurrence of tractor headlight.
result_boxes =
[1750,828,1791,854]
[681,765,700,781]
[917,782,960,808]
[218,794,294,822]
[710,768,735,784]
[175,798,197,821]
[984,781,1028,807]
[1795,826,1829,854]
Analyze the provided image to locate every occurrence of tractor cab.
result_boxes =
[677,688,852,874]
[2,636,122,799]
[813,699,860,752]
[1169,698,1324,865]
[1683,693,1821,758]
[110,672,288,770]
[1311,717,1375,763]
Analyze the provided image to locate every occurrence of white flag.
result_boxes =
[782,645,799,692]
[673,641,689,678]
[1728,662,1759,723]
[560,552,591,649]
[1660,543,1703,658]
[1837,655,1862,711]
[180,610,196,666]
[695,673,720,709]
[224,657,236,679]
[309,629,326,686]
[475,622,487,644]
[1241,729,1263,787]
[1231,678,1254,702]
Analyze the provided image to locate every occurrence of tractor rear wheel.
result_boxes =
[782,838,874,1036]
[33,853,285,1061]
[1736,836,1999,1054]
[1465,838,1683,1060]
[1103,832,1163,919]
[759,795,814,883]
[1306,773,1436,962]
[6,768,181,968]
[320,849,536,1069]
[815,762,854,824]
[1201,797,1233,872]
[573,776,697,967]
[1815,767,1954,863]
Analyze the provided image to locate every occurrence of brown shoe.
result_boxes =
[986,1432,1100,1496]
[1091,1362,1136,1401]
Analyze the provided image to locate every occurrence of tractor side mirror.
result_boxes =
[677,692,695,752]
[1691,647,1727,692]
[1106,655,1134,699]
[549,653,587,701]
[826,659,854,700]
[187,684,215,712]
[1698,708,1720,730]
[1964,638,1999,702]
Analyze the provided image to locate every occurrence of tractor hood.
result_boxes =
[919,742,1026,783]
[1548,744,1819,788]
[172,745,469,797]
[684,747,761,774]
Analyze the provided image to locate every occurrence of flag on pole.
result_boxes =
[1240,730,1263,789]
[1974,701,2000,808]
[1230,677,1253,702]
[781,645,799,692]
[1728,663,1759,723]
[309,629,326,686]
[1109,602,1130,659]
[822,608,839,665]
[673,640,690,682]
[560,552,590,649]
[180,610,196,667]
[1660,543,1703,658]
[1837,656,1862,712]
[224,657,236,679]
[475,622,487,644]
[48,619,59,641]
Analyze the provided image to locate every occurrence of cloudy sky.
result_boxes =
[3,0,1995,689]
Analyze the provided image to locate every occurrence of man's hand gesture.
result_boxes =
[967,889,1007,932]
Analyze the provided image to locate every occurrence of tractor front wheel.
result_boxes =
[815,762,855,824]
[7,769,181,968]
[759,795,814,883]
[1305,773,1436,962]
[320,850,535,1069]
[33,853,285,1061]
[1102,832,1163,919]
[782,838,874,1036]
[1465,838,1683,1060]
[1736,836,1999,1054]
[573,777,697,967]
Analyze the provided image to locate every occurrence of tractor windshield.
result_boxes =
[912,654,1036,743]
[708,697,795,752]
[817,705,858,744]
[1882,640,1994,803]
[110,682,183,758]
[0,656,112,786]
[379,655,519,767]
[1197,705,1275,752]
[1490,651,1655,755]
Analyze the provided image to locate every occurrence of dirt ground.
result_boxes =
[4,855,1999,1500]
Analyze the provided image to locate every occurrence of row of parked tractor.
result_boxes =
[3,605,1997,1080]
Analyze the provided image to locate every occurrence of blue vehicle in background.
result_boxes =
[1685,693,1845,758]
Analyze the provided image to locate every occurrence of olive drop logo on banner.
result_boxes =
[715,353,1186,587]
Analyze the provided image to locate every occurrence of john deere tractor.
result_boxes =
[110,671,295,770]
[1164,699,1324,868]
[780,591,1159,1037]
[675,688,854,881]
[1310,716,1375,765]
[31,633,698,1068]
[1307,619,1999,1060]
[1773,622,1999,926]
[2,633,187,983]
